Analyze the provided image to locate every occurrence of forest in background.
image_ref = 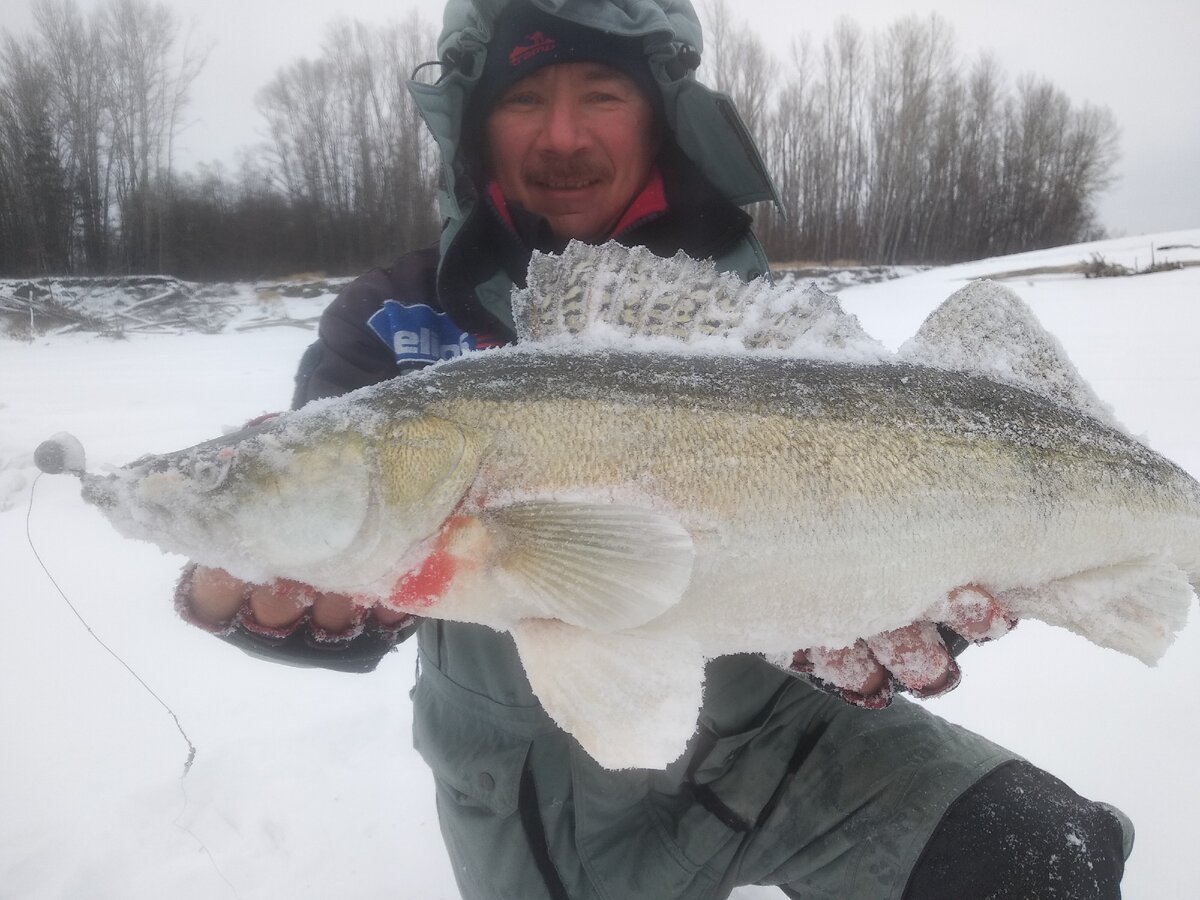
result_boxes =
[0,0,1119,279]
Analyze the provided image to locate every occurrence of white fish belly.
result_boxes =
[656,505,1200,656]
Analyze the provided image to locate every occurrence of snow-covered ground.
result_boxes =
[2,230,1198,899]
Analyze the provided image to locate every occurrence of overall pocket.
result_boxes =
[411,646,553,815]
[412,647,574,900]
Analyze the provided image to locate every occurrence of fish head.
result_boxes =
[80,411,485,595]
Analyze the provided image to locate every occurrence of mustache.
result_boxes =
[525,156,611,187]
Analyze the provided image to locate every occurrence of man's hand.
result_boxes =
[185,565,411,637]
[791,585,1016,708]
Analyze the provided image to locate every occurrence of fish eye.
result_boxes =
[188,454,234,492]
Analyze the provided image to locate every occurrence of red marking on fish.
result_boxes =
[390,550,455,608]
[389,515,475,608]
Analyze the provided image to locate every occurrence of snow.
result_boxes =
[3,230,1199,898]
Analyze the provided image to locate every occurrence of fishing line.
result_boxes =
[25,472,196,775]
[25,472,244,899]
[173,778,244,900]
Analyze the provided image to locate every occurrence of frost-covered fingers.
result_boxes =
[188,564,248,626]
[793,622,957,709]
[250,582,410,637]
[866,622,960,699]
[183,564,406,637]
[935,584,1017,643]
[246,580,375,639]
[790,585,1016,709]
[792,641,895,709]
[247,579,318,629]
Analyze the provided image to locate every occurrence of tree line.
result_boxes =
[702,0,1119,264]
[0,0,1119,279]
[0,0,209,276]
[0,0,439,279]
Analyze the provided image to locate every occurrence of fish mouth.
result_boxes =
[79,462,212,527]
[80,472,118,509]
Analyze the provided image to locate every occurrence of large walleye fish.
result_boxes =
[39,242,1198,769]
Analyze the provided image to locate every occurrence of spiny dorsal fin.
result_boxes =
[898,279,1122,429]
[513,240,887,360]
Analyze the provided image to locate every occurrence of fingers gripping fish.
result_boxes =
[38,242,1200,769]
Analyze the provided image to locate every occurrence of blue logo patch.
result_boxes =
[367,301,475,364]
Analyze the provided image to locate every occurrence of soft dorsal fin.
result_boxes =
[513,240,887,361]
[898,279,1122,429]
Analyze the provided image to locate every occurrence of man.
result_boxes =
[180,2,1133,897]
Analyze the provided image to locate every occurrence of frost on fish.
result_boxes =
[515,240,889,362]
[47,240,1200,770]
[899,279,1121,429]
[80,405,477,592]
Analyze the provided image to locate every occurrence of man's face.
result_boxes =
[485,62,658,242]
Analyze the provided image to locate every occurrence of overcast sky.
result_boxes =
[4,0,1197,238]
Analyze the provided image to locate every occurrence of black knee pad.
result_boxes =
[903,759,1131,899]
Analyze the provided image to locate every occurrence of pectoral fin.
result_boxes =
[999,560,1193,665]
[510,618,705,770]
[483,501,694,631]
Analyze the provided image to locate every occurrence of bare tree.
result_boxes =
[257,13,437,273]
[861,14,957,263]
[652,6,1124,265]
[813,18,868,261]
[754,38,812,261]
[700,0,778,136]
[948,53,1005,259]
[0,33,72,272]
[32,0,112,271]
[102,0,205,271]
